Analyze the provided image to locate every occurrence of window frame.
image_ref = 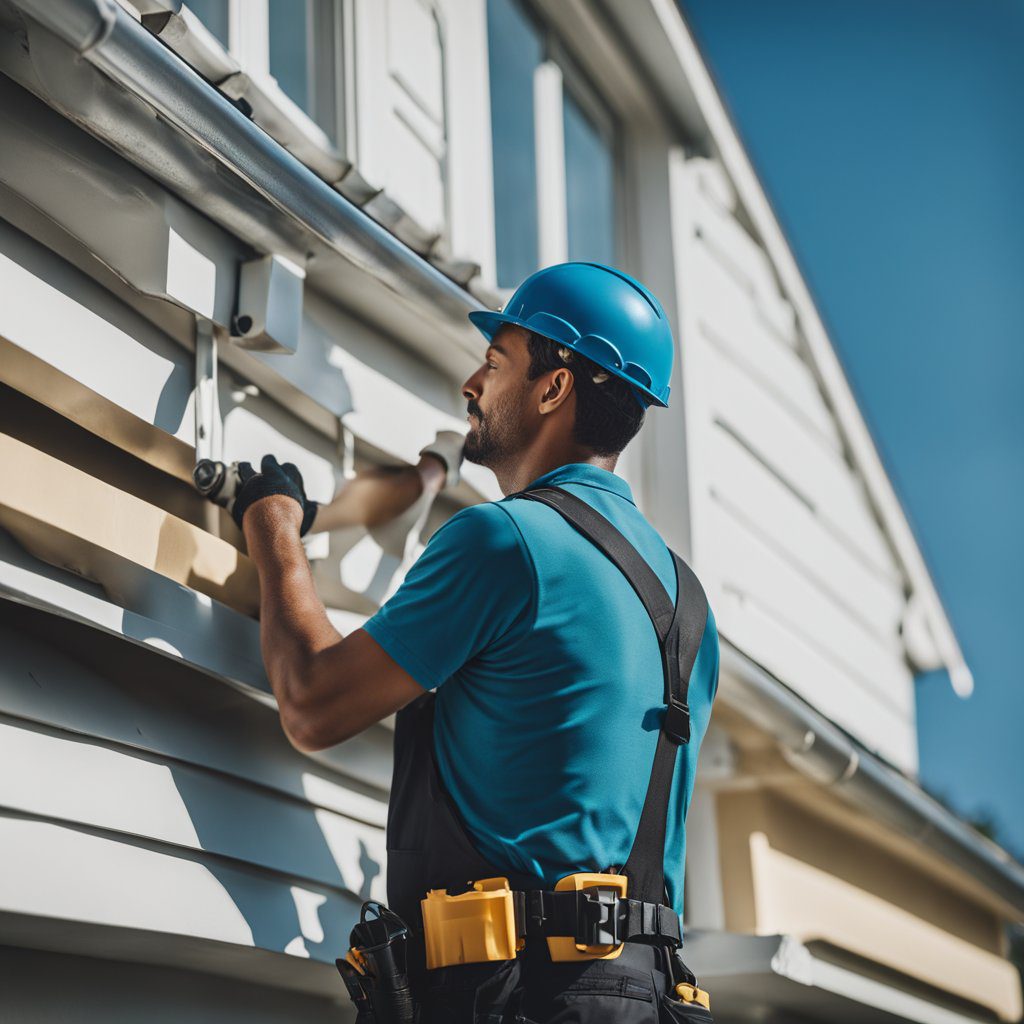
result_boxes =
[196,0,348,150]
[486,0,624,294]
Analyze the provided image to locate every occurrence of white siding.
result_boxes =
[357,0,449,238]
[671,156,917,772]
[0,99,475,1009]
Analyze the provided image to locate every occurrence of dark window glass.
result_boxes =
[269,0,312,117]
[486,0,543,289]
[563,89,615,265]
[188,0,229,47]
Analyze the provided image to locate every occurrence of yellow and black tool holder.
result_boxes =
[663,948,713,1022]
[336,901,416,1024]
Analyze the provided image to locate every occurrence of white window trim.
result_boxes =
[533,60,568,266]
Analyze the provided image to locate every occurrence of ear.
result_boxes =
[538,367,575,415]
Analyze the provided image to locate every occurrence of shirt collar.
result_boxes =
[515,463,637,506]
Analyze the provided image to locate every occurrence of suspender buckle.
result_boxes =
[664,697,691,744]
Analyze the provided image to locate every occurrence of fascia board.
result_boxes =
[615,0,971,695]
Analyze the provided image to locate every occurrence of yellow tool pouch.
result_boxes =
[421,877,523,969]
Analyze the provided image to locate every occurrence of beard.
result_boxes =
[462,389,525,468]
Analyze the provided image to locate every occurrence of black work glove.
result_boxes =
[201,454,319,536]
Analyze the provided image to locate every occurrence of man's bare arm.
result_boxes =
[242,462,442,751]
[313,465,427,533]
[312,431,463,533]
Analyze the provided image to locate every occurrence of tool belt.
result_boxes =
[421,874,682,969]
[339,882,710,1022]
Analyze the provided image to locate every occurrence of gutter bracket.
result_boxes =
[194,318,221,467]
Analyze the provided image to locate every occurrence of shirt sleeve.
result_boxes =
[362,503,533,690]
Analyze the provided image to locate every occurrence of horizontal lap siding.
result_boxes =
[2,946,345,1024]
[674,158,916,770]
[0,125,471,1001]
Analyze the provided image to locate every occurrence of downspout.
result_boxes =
[721,642,1024,915]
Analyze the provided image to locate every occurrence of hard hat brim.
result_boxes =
[468,309,668,408]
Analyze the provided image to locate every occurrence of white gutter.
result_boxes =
[686,931,1003,1024]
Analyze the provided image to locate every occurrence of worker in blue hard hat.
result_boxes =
[201,262,720,1023]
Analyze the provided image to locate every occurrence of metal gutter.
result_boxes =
[721,641,1024,916]
[7,0,481,330]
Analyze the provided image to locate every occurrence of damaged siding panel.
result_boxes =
[0,433,260,615]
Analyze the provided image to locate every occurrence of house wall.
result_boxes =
[715,788,1022,1021]
[669,155,917,772]
[0,0,994,1019]
[0,60,472,1018]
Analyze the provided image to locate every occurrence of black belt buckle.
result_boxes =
[575,887,621,948]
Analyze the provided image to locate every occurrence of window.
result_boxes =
[186,0,341,144]
[563,88,615,265]
[486,0,543,288]
[187,0,229,47]
[486,0,618,289]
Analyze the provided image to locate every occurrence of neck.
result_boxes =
[492,437,617,495]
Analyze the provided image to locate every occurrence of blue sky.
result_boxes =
[680,0,1024,856]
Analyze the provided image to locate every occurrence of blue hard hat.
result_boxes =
[468,262,674,408]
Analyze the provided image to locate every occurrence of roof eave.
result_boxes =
[602,0,972,696]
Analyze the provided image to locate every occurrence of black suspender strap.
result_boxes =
[513,486,709,906]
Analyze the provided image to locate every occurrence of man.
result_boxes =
[207,262,719,1022]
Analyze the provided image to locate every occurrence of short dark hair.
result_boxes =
[525,332,646,456]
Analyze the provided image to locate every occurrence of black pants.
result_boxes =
[417,942,711,1024]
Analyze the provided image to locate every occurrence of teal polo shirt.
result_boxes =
[364,463,719,914]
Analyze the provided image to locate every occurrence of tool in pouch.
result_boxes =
[336,901,416,1024]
